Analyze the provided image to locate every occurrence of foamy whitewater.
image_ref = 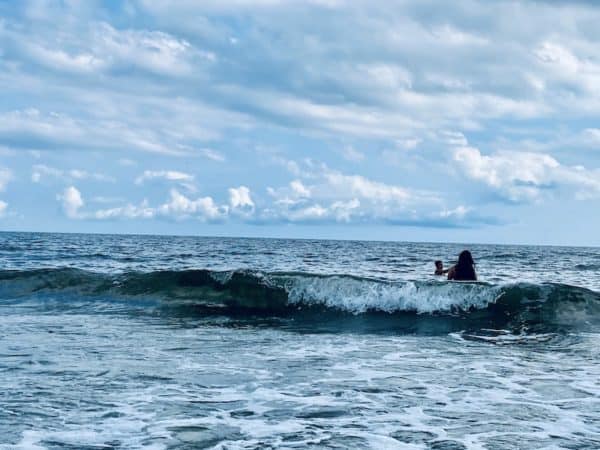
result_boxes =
[1,232,599,449]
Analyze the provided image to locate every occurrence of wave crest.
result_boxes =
[1,268,599,331]
[269,272,503,314]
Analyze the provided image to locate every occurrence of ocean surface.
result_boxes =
[1,232,599,449]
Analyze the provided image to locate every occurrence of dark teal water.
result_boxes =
[1,232,599,449]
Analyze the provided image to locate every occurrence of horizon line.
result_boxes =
[0,228,598,249]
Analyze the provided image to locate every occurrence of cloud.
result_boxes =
[32,164,114,183]
[257,159,504,227]
[58,186,84,218]
[198,148,226,162]
[157,189,226,220]
[2,1,599,163]
[5,0,600,237]
[290,179,311,198]
[0,200,7,217]
[228,185,254,215]
[438,205,470,219]
[322,170,415,204]
[395,138,421,150]
[534,41,600,97]
[0,108,202,156]
[0,109,86,151]
[453,145,600,202]
[0,97,249,159]
[267,179,311,206]
[25,43,105,75]
[124,0,567,136]
[32,165,62,182]
[582,128,600,147]
[19,20,212,77]
[92,203,154,220]
[91,196,125,204]
[339,145,365,162]
[63,188,228,222]
[88,22,203,77]
[135,170,194,184]
[53,157,494,228]
[135,170,196,192]
[262,161,455,225]
[0,12,255,158]
[4,1,600,139]
[1,0,570,152]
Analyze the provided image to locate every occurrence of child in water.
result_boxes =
[434,260,447,276]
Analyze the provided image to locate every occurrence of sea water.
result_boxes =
[0,232,599,449]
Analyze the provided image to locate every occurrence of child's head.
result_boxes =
[435,260,443,269]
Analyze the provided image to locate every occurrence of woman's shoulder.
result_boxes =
[447,265,456,280]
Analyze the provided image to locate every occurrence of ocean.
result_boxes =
[1,232,599,449]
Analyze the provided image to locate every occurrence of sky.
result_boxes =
[1,0,600,246]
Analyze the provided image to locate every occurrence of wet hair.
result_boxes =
[454,250,476,281]
[434,260,443,267]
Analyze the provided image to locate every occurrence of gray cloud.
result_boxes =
[3,0,600,147]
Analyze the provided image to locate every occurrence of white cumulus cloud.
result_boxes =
[63,188,228,222]
[157,189,226,221]
[263,161,441,224]
[453,146,600,202]
[58,186,84,218]
[228,186,254,215]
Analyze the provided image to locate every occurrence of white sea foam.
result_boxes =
[2,309,599,450]
[271,274,503,314]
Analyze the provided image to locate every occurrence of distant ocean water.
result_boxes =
[1,232,599,449]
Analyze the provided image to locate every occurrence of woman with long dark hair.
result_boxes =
[447,250,477,281]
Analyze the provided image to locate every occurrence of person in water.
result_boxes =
[447,250,477,281]
[434,260,448,276]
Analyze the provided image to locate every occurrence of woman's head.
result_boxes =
[457,250,474,267]
[454,250,476,281]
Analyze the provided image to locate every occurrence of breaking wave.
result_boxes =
[1,268,599,332]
